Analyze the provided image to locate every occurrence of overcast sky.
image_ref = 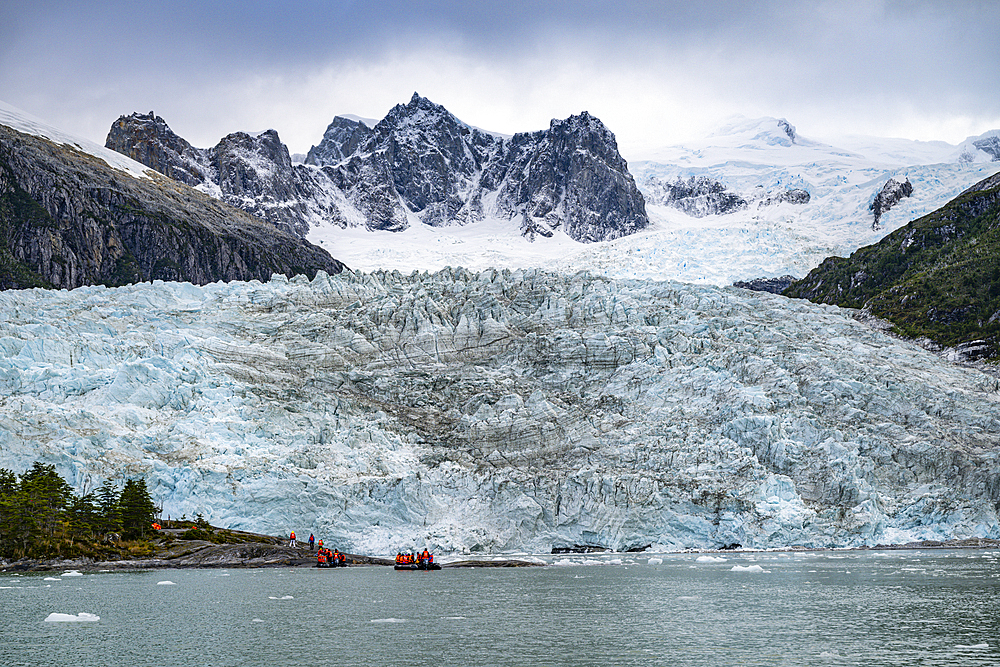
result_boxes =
[2,0,998,158]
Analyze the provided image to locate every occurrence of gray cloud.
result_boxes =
[2,1,998,155]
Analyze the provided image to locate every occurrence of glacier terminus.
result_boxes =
[1,269,998,555]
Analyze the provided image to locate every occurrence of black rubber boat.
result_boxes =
[394,562,441,571]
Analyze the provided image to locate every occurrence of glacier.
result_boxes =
[1,269,998,555]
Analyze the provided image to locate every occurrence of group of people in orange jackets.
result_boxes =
[317,547,346,566]
[396,549,434,566]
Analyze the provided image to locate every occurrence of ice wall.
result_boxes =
[1,270,998,554]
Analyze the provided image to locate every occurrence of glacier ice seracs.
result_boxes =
[1,268,999,555]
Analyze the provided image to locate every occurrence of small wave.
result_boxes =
[371,618,407,623]
[955,643,989,649]
[251,618,265,623]
[268,595,294,600]
[441,616,466,620]
[44,612,99,622]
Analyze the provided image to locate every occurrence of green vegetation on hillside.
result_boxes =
[0,462,157,561]
[784,173,1000,359]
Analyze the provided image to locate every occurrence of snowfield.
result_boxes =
[1,270,998,554]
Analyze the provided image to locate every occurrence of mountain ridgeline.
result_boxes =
[785,171,1000,360]
[0,124,345,290]
[106,93,649,243]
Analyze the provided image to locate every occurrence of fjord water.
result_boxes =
[2,551,998,667]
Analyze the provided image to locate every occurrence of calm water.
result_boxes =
[2,550,998,667]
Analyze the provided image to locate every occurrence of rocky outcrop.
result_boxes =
[642,176,747,217]
[759,188,810,206]
[0,123,345,290]
[106,111,210,186]
[641,176,809,217]
[733,275,797,293]
[777,119,797,144]
[312,95,649,242]
[109,94,649,243]
[870,177,913,229]
[972,136,1000,162]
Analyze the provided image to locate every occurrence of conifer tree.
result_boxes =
[97,480,122,537]
[119,478,156,539]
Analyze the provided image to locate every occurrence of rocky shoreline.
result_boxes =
[4,537,998,573]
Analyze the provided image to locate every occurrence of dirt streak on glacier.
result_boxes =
[0,268,998,555]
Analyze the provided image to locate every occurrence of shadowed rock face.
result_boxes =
[0,123,345,290]
[108,94,650,243]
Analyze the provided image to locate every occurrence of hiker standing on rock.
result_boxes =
[289,531,296,547]
[309,534,315,551]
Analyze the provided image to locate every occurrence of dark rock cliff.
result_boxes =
[492,111,649,242]
[0,123,345,290]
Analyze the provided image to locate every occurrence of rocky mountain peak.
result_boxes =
[305,116,373,166]
[105,111,208,186]
[777,119,797,145]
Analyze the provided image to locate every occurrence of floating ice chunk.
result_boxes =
[157,581,176,586]
[268,595,294,600]
[551,558,578,567]
[61,570,83,577]
[371,618,407,623]
[955,644,989,649]
[44,612,100,622]
[696,555,727,563]
[251,619,265,623]
[441,616,466,620]
[647,557,663,565]
[43,577,60,581]
[731,564,769,573]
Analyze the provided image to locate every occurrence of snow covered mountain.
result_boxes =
[2,269,998,554]
[303,117,1000,287]
[107,94,649,243]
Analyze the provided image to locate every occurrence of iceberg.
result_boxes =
[44,612,100,622]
